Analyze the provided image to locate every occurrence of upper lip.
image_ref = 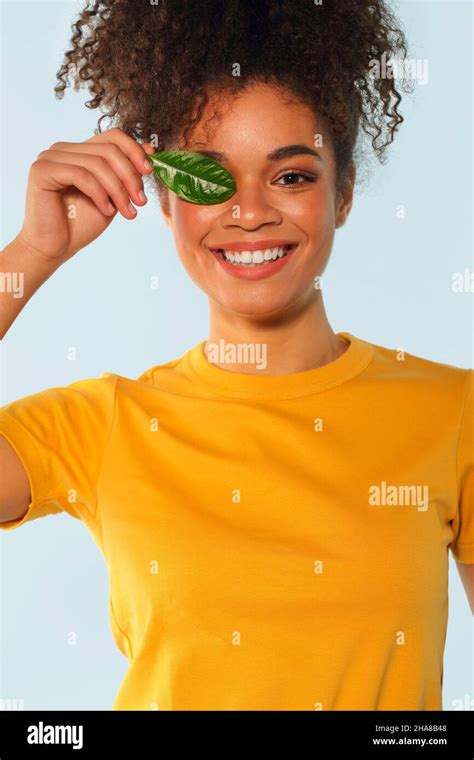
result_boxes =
[209,239,297,252]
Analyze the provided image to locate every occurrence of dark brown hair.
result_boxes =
[55,0,411,204]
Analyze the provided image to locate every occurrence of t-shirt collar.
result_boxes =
[181,332,375,400]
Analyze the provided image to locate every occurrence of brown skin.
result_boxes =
[161,83,355,375]
[16,129,155,264]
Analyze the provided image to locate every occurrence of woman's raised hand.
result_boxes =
[16,127,154,264]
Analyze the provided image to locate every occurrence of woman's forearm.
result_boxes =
[0,236,61,340]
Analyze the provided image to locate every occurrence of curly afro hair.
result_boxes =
[54,0,412,207]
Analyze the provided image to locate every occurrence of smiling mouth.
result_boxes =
[212,244,296,267]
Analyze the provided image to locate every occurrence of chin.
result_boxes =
[210,288,301,319]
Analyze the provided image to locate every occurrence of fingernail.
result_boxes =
[128,201,137,215]
[143,159,152,171]
[137,190,147,203]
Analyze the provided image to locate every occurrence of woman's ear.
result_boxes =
[159,188,172,228]
[161,204,171,228]
[335,162,356,229]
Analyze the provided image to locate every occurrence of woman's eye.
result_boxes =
[275,172,317,187]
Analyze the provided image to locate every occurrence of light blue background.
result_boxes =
[1,0,472,710]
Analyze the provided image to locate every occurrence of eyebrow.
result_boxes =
[194,144,323,163]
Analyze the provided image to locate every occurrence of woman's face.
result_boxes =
[161,82,355,318]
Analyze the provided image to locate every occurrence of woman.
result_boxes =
[0,0,472,711]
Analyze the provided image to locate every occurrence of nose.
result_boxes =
[220,180,282,228]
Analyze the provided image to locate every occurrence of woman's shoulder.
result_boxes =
[362,334,472,413]
[366,334,471,378]
[101,343,198,397]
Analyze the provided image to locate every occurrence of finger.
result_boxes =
[36,149,138,220]
[86,127,155,176]
[30,159,116,217]
[44,141,148,209]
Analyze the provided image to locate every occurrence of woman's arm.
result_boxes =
[456,562,474,614]
[0,435,30,522]
[0,237,61,339]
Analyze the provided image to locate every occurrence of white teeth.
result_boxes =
[221,246,290,266]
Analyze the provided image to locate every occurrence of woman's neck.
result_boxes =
[204,295,348,376]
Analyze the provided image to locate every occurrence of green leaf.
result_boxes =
[147,150,236,205]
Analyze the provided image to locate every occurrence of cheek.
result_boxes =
[288,186,337,278]
[170,202,218,282]
[284,183,336,235]
[171,199,213,250]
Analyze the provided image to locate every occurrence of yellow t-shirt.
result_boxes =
[0,332,472,711]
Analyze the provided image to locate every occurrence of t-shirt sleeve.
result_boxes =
[450,369,474,563]
[0,372,118,531]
